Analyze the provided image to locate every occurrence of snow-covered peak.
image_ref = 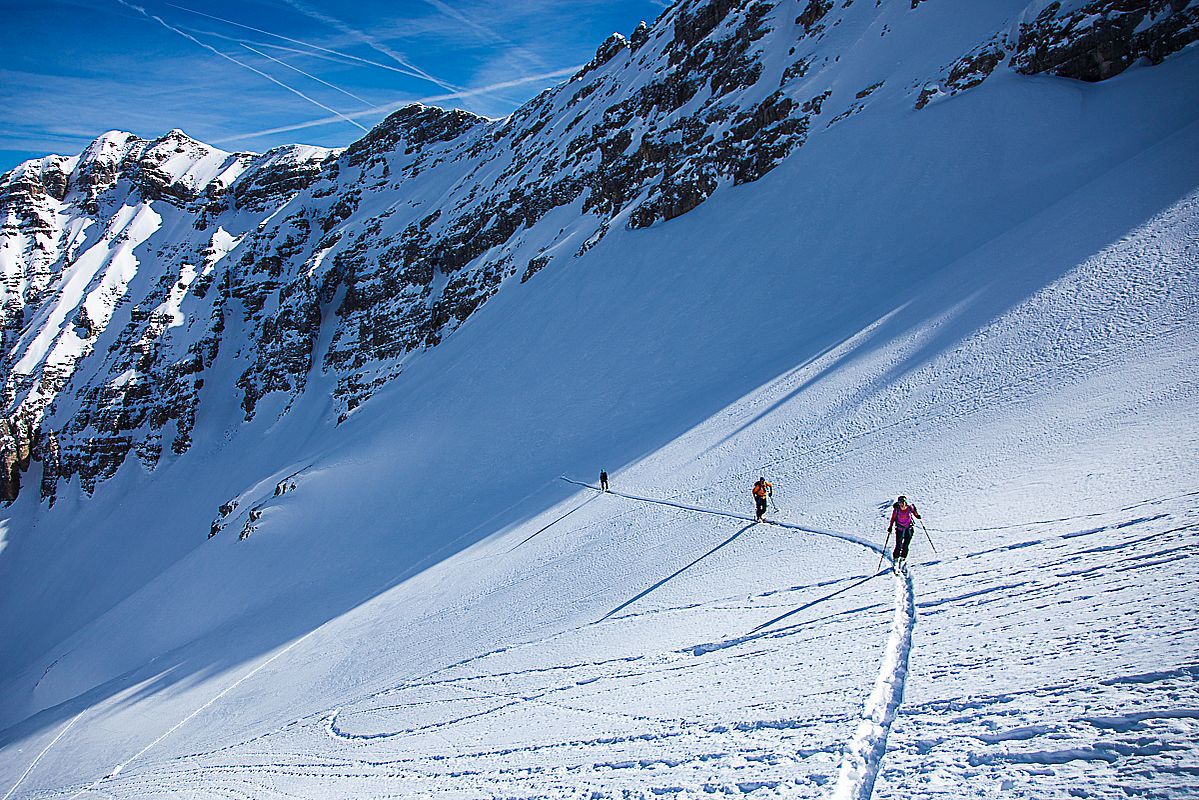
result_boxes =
[133,129,245,204]
[79,129,142,159]
[340,103,488,168]
[576,31,631,78]
[67,131,145,199]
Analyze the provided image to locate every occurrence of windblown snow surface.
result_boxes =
[2,28,1199,800]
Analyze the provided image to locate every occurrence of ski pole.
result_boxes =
[920,519,937,553]
[770,493,779,512]
[876,529,892,572]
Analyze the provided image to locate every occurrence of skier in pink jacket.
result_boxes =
[888,495,922,569]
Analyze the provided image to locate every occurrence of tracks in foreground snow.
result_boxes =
[561,478,916,800]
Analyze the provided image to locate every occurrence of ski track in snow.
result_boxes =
[831,575,915,800]
[871,502,1199,799]
[0,712,85,800]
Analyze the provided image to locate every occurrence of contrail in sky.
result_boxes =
[166,2,457,91]
[424,0,495,40]
[238,42,375,108]
[213,65,581,144]
[189,27,376,71]
[194,20,519,108]
[422,0,548,70]
[279,0,462,94]
[115,0,368,131]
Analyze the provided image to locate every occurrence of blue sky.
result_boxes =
[0,0,668,172]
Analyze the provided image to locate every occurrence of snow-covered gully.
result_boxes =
[561,477,916,798]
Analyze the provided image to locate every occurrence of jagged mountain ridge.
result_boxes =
[1,0,1196,504]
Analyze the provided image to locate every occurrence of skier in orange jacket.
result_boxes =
[752,477,773,522]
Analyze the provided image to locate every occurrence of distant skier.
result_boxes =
[600,469,609,491]
[888,495,922,572]
[752,477,773,522]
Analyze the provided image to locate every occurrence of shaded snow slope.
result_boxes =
[0,15,1197,800]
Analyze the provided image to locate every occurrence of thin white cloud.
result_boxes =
[212,64,581,144]
[0,131,99,156]
[114,0,368,131]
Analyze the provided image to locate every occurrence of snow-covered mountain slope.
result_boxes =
[2,0,1196,504]
[1,0,1198,797]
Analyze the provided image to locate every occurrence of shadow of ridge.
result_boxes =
[600,522,757,622]
[0,643,222,751]
[704,302,917,457]
[729,139,1199,479]
[750,570,888,633]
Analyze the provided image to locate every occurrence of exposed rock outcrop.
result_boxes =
[1013,0,1199,82]
[0,0,1194,504]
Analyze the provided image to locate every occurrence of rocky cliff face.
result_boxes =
[1013,0,1199,81]
[1,0,1195,504]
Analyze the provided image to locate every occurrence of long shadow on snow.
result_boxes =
[600,522,757,622]
[750,570,888,634]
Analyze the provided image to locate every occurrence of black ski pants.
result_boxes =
[754,495,768,519]
[893,525,914,559]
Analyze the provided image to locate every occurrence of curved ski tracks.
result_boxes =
[6,480,914,800]
[561,478,915,800]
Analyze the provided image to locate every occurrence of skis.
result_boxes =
[892,557,908,576]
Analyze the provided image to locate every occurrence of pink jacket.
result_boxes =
[890,504,919,529]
